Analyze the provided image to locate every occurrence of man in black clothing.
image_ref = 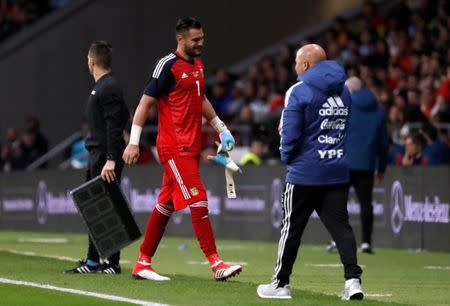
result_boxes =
[65,41,129,274]
[327,77,388,254]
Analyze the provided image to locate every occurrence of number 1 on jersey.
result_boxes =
[195,80,200,96]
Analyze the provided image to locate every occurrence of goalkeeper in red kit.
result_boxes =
[122,17,241,281]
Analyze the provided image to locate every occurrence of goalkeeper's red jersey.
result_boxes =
[143,52,205,163]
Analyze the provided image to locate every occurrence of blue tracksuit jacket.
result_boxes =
[280,60,351,185]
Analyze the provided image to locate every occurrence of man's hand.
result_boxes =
[123,144,140,165]
[401,154,413,166]
[101,160,116,183]
[219,130,235,152]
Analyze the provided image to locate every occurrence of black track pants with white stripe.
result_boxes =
[273,183,363,286]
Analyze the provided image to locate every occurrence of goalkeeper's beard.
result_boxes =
[185,47,202,58]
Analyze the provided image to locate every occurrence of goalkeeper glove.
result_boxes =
[207,143,241,173]
[219,130,235,153]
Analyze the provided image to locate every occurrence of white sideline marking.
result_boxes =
[365,293,392,297]
[0,249,130,264]
[0,277,167,306]
[187,260,248,266]
[305,263,366,268]
[18,238,68,244]
[424,265,450,270]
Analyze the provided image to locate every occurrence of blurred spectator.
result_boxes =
[387,105,404,144]
[420,124,450,165]
[404,89,427,123]
[233,104,254,126]
[25,117,48,156]
[363,0,385,35]
[387,0,411,31]
[239,139,265,166]
[276,44,293,68]
[20,128,47,168]
[67,119,88,169]
[1,127,24,171]
[268,94,284,116]
[70,138,88,169]
[400,133,427,166]
[249,82,270,123]
[388,136,405,165]
[214,67,233,87]
[275,65,292,94]
[228,80,254,116]
[209,81,234,119]
[227,80,245,116]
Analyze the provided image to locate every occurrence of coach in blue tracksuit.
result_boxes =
[257,44,363,301]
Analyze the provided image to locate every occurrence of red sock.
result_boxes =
[190,204,217,259]
[140,204,172,257]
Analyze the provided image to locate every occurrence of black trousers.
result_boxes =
[349,170,374,245]
[273,183,362,286]
[86,148,124,264]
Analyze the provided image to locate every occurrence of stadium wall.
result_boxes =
[0,166,449,252]
[0,0,361,146]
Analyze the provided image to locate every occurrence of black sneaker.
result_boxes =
[98,262,121,274]
[64,259,100,274]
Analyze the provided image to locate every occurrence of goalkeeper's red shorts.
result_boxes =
[157,156,207,211]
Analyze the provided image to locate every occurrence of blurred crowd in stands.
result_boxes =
[0,0,70,42]
[0,117,49,171]
[1,0,449,171]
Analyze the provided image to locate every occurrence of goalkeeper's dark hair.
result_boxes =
[89,40,112,69]
[175,17,202,34]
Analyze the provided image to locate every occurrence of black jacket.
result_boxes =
[85,73,129,161]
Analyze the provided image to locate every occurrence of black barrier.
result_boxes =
[0,165,449,252]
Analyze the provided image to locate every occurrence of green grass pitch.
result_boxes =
[0,231,449,305]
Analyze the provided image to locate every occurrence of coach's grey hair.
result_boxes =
[345,76,362,93]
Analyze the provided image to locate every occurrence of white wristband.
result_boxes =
[210,116,227,133]
[129,124,142,146]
